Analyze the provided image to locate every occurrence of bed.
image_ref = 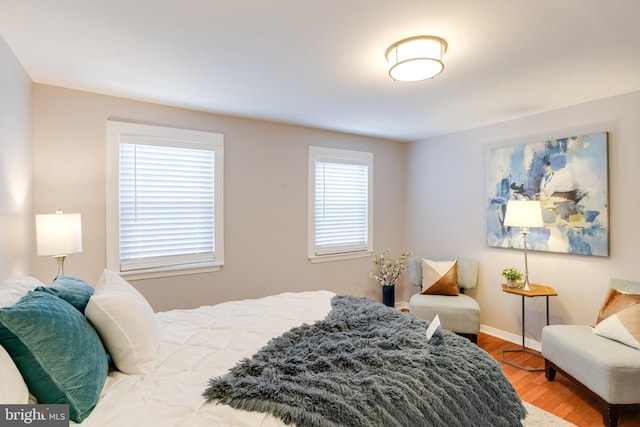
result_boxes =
[0,271,526,426]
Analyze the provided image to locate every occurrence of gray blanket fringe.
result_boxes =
[204,295,526,426]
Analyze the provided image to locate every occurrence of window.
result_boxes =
[308,146,373,262]
[106,121,224,278]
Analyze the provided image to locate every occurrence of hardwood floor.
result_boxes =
[478,333,640,427]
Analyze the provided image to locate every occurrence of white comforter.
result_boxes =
[78,290,335,427]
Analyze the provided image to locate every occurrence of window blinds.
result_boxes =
[119,142,215,272]
[314,160,369,255]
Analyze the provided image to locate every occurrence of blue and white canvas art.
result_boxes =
[486,132,609,256]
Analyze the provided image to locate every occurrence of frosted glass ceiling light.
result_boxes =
[385,36,447,82]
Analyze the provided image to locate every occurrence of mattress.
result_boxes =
[76,290,335,427]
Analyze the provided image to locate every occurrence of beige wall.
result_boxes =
[406,91,640,344]
[6,31,640,344]
[31,84,407,311]
[0,36,32,278]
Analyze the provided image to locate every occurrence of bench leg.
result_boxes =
[545,359,625,427]
[604,404,619,427]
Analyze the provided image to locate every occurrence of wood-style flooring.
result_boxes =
[478,333,640,427]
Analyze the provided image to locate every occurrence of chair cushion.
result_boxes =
[610,278,640,294]
[410,293,480,335]
[542,324,640,404]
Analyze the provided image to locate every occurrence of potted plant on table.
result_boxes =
[501,267,523,288]
[370,250,411,307]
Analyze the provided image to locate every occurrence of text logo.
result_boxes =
[0,405,68,426]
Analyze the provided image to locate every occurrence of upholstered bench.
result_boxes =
[541,279,640,427]
[408,257,480,343]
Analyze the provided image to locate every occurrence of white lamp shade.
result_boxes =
[504,200,544,228]
[386,36,447,82]
[36,212,83,256]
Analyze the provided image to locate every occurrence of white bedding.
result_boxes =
[77,290,335,427]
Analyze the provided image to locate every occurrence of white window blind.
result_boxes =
[119,142,215,272]
[107,121,224,277]
[308,146,373,260]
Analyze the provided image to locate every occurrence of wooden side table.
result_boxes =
[500,284,558,372]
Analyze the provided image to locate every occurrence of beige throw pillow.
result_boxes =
[593,304,640,350]
[86,270,159,374]
[420,259,459,296]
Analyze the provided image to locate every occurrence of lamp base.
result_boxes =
[53,255,67,276]
[519,228,535,291]
[519,278,536,291]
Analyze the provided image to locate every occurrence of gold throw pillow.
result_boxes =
[596,288,640,325]
[420,259,459,296]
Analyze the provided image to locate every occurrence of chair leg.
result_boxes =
[454,332,477,344]
[544,359,556,381]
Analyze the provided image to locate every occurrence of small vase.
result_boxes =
[506,279,518,288]
[382,285,395,307]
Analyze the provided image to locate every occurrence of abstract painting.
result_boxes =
[486,132,609,256]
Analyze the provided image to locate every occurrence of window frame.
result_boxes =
[106,120,224,279]
[307,146,373,263]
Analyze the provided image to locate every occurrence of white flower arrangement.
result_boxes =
[369,250,411,287]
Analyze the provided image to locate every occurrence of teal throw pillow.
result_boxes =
[0,292,108,422]
[35,274,94,313]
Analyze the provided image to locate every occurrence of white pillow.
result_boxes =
[85,270,159,374]
[0,277,45,308]
[593,304,640,350]
[0,343,29,404]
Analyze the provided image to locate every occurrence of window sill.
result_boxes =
[118,264,222,281]
[308,250,372,264]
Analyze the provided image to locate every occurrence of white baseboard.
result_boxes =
[480,324,541,352]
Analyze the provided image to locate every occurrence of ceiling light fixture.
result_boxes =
[385,36,448,82]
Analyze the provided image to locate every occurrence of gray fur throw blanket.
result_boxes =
[203,295,526,426]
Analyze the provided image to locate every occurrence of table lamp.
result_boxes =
[503,200,543,291]
[36,210,83,276]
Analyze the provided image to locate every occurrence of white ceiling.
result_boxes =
[1,0,639,141]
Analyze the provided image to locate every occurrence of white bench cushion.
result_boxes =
[542,324,640,404]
